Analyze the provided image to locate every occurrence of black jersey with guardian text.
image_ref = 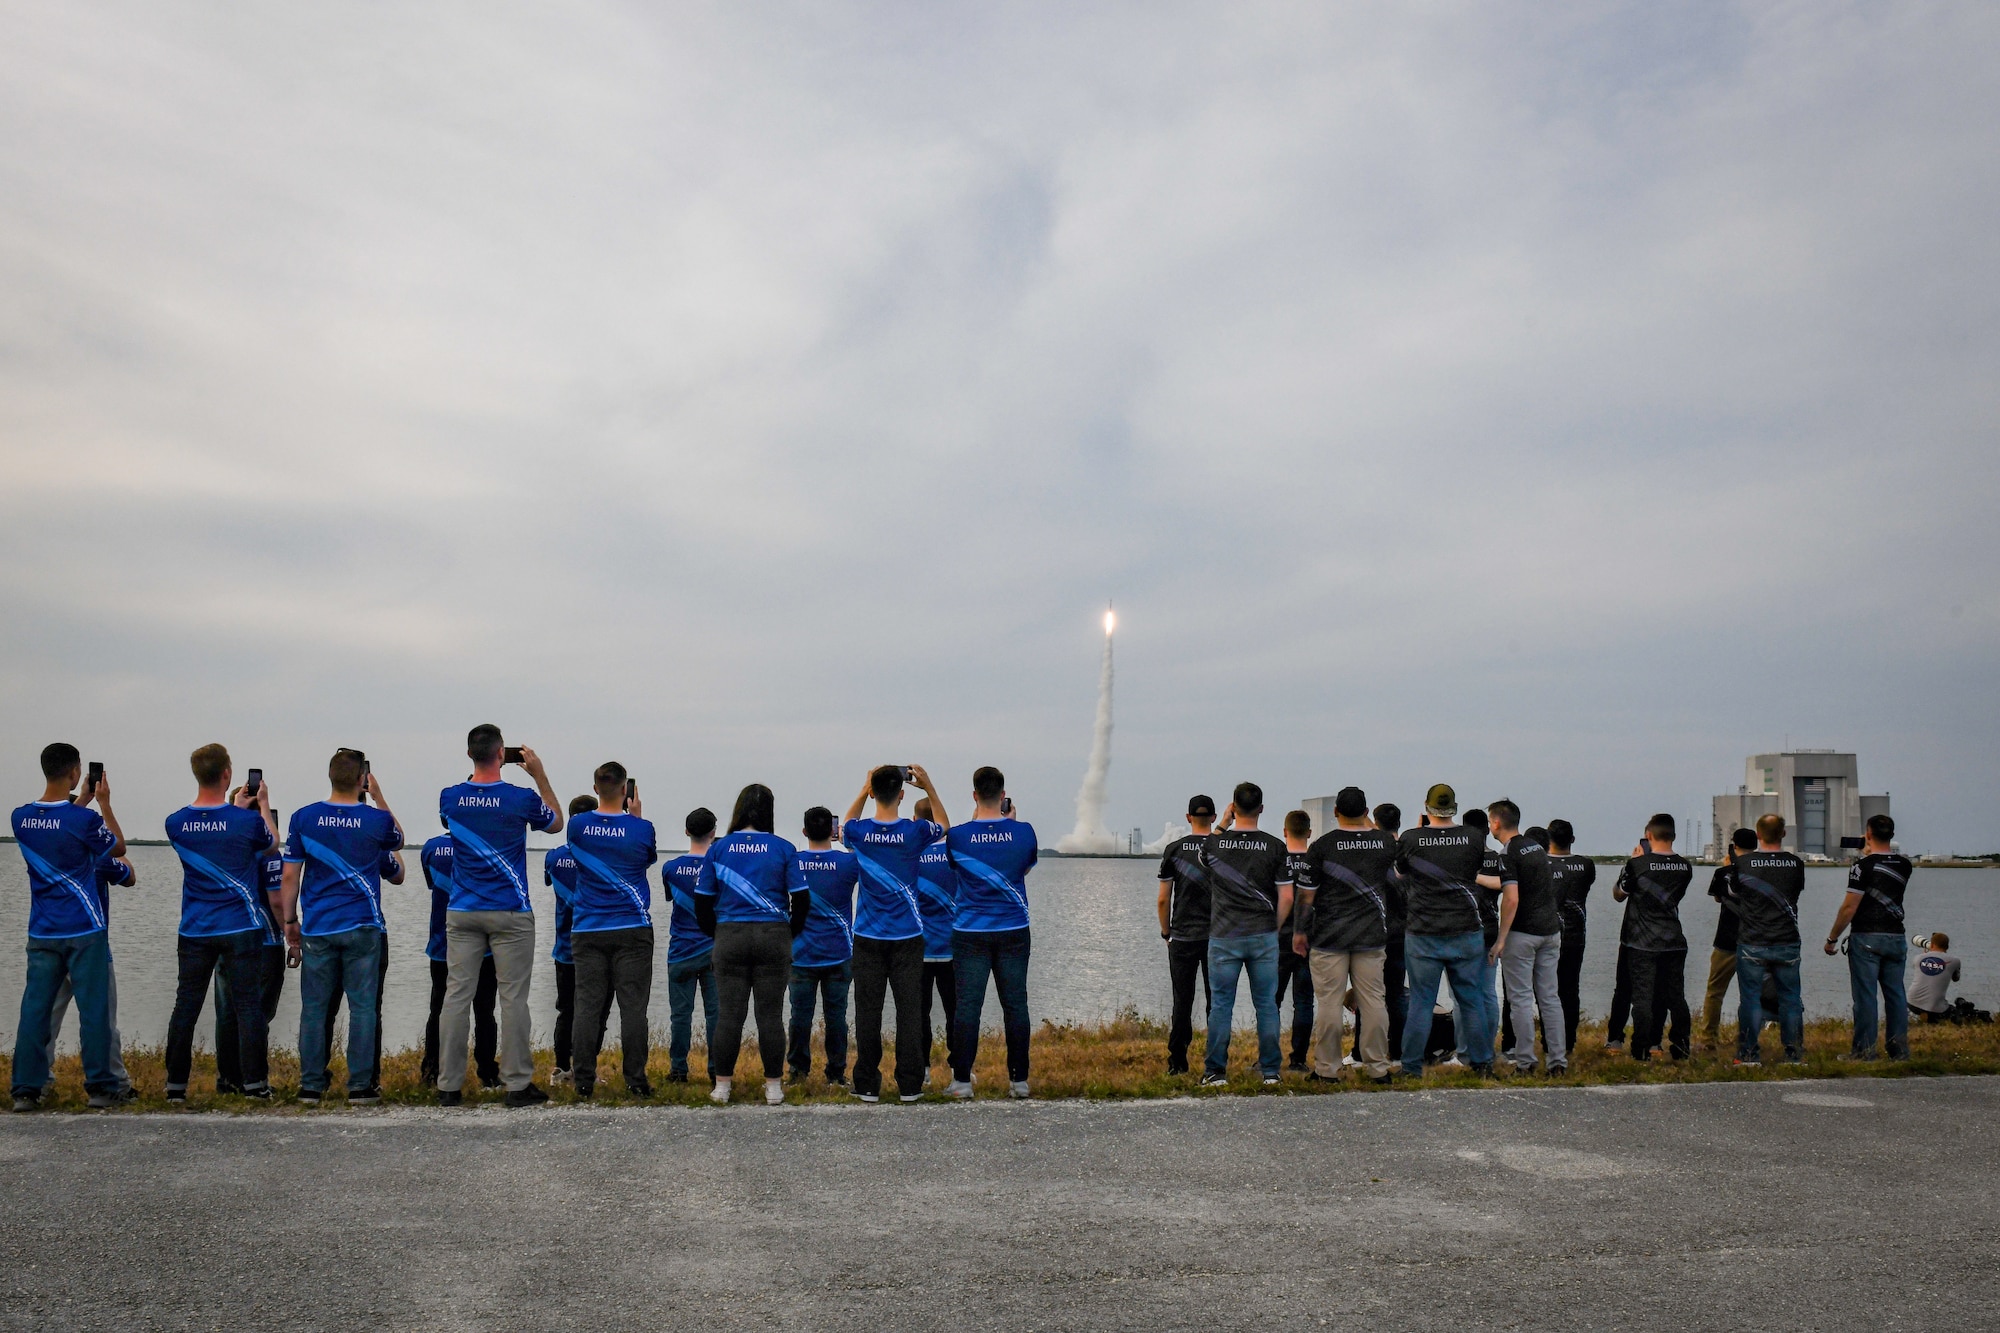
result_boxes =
[1477,846,1505,943]
[1500,834,1561,936]
[1727,850,1806,948]
[1616,852,1693,952]
[1395,825,1486,937]
[1295,827,1396,951]
[1707,865,1739,952]
[1155,835,1212,942]
[1847,853,1914,936]
[1198,829,1292,939]
[1548,854,1596,933]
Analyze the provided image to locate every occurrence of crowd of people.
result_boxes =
[6,735,1962,1111]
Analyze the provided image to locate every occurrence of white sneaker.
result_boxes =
[856,1092,880,1103]
[1008,1081,1030,1099]
[764,1079,784,1106]
[946,1079,974,1100]
[1340,1055,1359,1068]
[709,1079,732,1105]
[899,1092,921,1103]
[922,1069,933,1090]
[549,1068,572,1086]
[1437,1057,1467,1070]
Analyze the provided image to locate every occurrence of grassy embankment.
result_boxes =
[8,1010,2000,1112]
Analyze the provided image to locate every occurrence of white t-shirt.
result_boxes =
[1909,951,1961,1013]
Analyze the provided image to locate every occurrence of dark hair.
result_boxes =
[1646,812,1676,842]
[1463,807,1489,832]
[685,807,717,840]
[467,723,503,765]
[328,748,365,792]
[1866,813,1895,842]
[803,806,835,841]
[1373,803,1402,835]
[593,761,628,797]
[1233,782,1263,814]
[973,767,1005,801]
[1487,798,1521,831]
[1283,810,1311,839]
[1731,827,1757,851]
[1526,825,1550,849]
[1334,787,1368,819]
[190,742,230,788]
[1547,818,1576,851]
[870,765,905,802]
[729,784,774,834]
[40,742,80,782]
[568,794,597,817]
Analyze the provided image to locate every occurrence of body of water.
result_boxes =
[2,846,1994,1054]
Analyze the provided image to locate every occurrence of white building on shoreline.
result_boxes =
[1707,750,1890,861]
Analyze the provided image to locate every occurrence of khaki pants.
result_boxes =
[441,910,537,1092]
[1309,947,1388,1079]
[1702,948,1736,1046]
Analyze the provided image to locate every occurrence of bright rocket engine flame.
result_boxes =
[1104,609,1116,634]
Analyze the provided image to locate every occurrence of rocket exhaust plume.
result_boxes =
[1058,605,1120,854]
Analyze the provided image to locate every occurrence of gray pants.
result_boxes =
[441,910,536,1092]
[1502,930,1566,1070]
[46,969,129,1089]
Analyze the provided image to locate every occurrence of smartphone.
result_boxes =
[897,765,915,783]
[245,768,263,799]
[626,778,637,800]
[86,761,103,795]
[1001,797,1013,816]
[504,746,526,765]
[1839,836,1865,849]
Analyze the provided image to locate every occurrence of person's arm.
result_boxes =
[844,776,871,825]
[789,890,811,938]
[910,766,948,833]
[519,746,564,834]
[1276,879,1293,933]
[1476,871,1503,891]
[1492,885,1519,963]
[366,772,404,850]
[1292,886,1314,956]
[694,894,718,936]
[382,852,406,886]
[91,771,126,859]
[1157,881,1173,939]
[1611,861,1633,903]
[1824,892,1862,955]
[280,860,304,964]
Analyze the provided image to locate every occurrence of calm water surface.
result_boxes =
[3,847,1994,1053]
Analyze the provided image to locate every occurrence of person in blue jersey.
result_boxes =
[11,742,131,1111]
[696,784,809,1105]
[163,742,282,1100]
[43,854,137,1095]
[842,765,950,1103]
[421,815,505,1088]
[567,763,660,1099]
[278,748,404,1105]
[544,795,597,1086]
[944,768,1037,1099]
[316,845,408,1093]
[788,806,859,1086]
[913,796,959,1081]
[662,808,720,1083]
[437,723,564,1108]
[213,819,291,1095]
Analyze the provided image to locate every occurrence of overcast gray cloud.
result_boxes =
[3,1,1997,851]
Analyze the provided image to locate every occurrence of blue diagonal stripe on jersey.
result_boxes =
[301,836,384,931]
[952,853,1030,918]
[857,858,923,927]
[568,843,653,922]
[175,846,275,943]
[448,820,531,910]
[17,844,106,931]
[706,860,783,921]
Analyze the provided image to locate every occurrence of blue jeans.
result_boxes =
[1736,942,1804,1062]
[1848,932,1909,1059]
[1403,931,1492,1075]
[298,927,385,1094]
[787,961,852,1080]
[1457,946,1500,1065]
[952,927,1032,1082]
[1206,932,1281,1079]
[667,949,720,1079]
[12,930,121,1096]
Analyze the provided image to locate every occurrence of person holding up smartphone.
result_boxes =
[841,765,949,1102]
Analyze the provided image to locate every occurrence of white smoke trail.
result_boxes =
[1058,609,1121,854]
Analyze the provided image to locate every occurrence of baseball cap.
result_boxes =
[1187,794,1216,818]
[1424,783,1458,817]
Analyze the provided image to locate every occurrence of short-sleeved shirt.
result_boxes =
[542,845,577,963]
[566,810,659,934]
[11,801,119,938]
[793,846,860,968]
[97,859,134,918]
[843,818,943,941]
[1198,829,1292,940]
[662,854,714,962]
[439,780,558,913]
[1395,825,1486,938]
[1500,834,1561,937]
[1909,952,1961,1013]
[1726,850,1807,948]
[420,835,457,962]
[696,832,805,925]
[1707,865,1739,951]
[916,840,956,960]
[1476,846,1505,944]
[1847,853,1914,936]
[1294,827,1397,951]
[1549,854,1597,933]
[946,818,1037,935]
[1616,852,1693,952]
[164,803,276,940]
[1156,834,1212,943]
[284,801,404,936]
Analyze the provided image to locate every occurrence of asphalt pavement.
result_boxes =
[0,1076,1988,1330]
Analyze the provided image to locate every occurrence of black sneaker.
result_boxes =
[11,1090,41,1113]
[627,1080,654,1099]
[1287,1060,1309,1073]
[243,1086,273,1101]
[297,1088,324,1105]
[1371,1075,1393,1086]
[666,1070,689,1084]
[1166,1062,1189,1077]
[165,1087,188,1103]
[87,1087,137,1109]
[1198,1073,1228,1088]
[575,1082,595,1100]
[827,1075,849,1088]
[215,1081,244,1097]
[504,1084,551,1109]
[350,1087,383,1106]
[437,1090,464,1107]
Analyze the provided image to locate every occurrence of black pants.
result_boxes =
[1166,939,1211,1072]
[573,927,655,1089]
[920,959,959,1073]
[1606,943,1634,1045]
[1629,947,1690,1060]
[1274,938,1315,1067]
[712,922,789,1081]
[1556,924,1586,1054]
[853,934,926,1098]
[167,930,271,1093]
[422,955,500,1084]
[1379,935,1407,1063]
[951,928,1032,1083]
[213,942,286,1091]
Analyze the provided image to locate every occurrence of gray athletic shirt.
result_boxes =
[1909,951,1961,1013]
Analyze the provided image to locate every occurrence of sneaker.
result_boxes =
[11,1091,40,1113]
[1199,1074,1228,1088]
[350,1087,382,1106]
[1286,1060,1309,1073]
[899,1093,921,1103]
[1732,1058,1762,1068]
[946,1080,975,1100]
[243,1086,273,1101]
[628,1080,654,1099]
[437,1090,464,1107]
[1470,1064,1494,1078]
[504,1084,551,1109]
[1008,1081,1031,1099]
[666,1070,689,1084]
[1782,1058,1807,1067]
[1165,1061,1189,1077]
[214,1081,244,1097]
[709,1081,732,1105]
[1371,1074,1393,1085]
[549,1068,573,1086]
[764,1081,784,1106]
[1262,1075,1281,1086]
[827,1075,849,1089]
[87,1087,137,1109]
[1546,1065,1568,1078]
[575,1082,596,1100]
[165,1087,188,1103]
[1435,1056,1467,1071]
[1602,1041,1625,1055]
[298,1088,324,1104]
[1340,1055,1360,1068]
[856,1091,880,1103]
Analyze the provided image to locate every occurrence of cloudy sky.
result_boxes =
[3,2,1996,852]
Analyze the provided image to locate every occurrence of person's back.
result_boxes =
[1909,935,1961,1017]
[416,827,498,1088]
[913,801,960,1077]
[1294,788,1396,1082]
[1544,821,1593,1054]
[789,814,860,1086]
[1613,816,1693,1062]
[1197,782,1293,1087]
[661,807,721,1084]
[1725,814,1807,1065]
[1729,845,1807,950]
[566,765,659,1099]
[943,768,1039,1097]
[698,784,809,1105]
[1826,815,1915,1059]
[1701,827,1756,1052]
[1493,801,1568,1074]
[1393,785,1494,1077]
[1155,796,1216,1077]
